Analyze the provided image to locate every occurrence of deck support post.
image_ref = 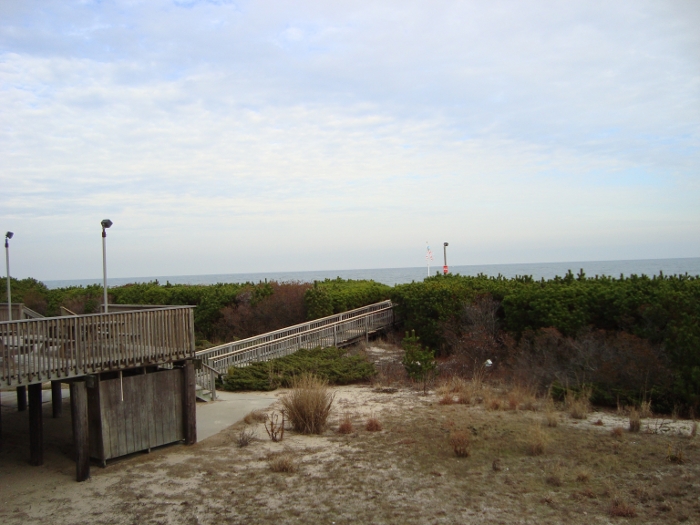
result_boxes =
[70,381,90,481]
[51,381,63,418]
[17,385,27,411]
[28,383,43,466]
[182,360,197,445]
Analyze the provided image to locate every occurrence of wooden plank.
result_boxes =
[146,368,157,449]
[123,374,136,455]
[17,386,27,411]
[87,376,105,463]
[137,369,150,452]
[70,381,90,481]
[183,361,196,445]
[28,383,43,466]
[51,380,62,418]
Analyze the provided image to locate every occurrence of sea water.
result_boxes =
[42,257,700,289]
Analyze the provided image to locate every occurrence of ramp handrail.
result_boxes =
[195,300,394,394]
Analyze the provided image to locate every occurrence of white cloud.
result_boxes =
[0,0,698,280]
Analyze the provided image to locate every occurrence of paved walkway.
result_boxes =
[196,390,278,440]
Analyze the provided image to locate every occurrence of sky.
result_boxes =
[1,0,699,281]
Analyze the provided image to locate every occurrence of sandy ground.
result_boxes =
[1,347,698,525]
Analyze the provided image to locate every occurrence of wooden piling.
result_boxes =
[28,383,43,466]
[51,381,63,418]
[183,360,197,445]
[17,385,27,411]
[70,381,90,481]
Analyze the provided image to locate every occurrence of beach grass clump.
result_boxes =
[281,373,334,434]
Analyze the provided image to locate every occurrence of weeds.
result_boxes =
[243,409,268,425]
[338,414,354,434]
[366,417,382,432]
[527,423,549,456]
[268,455,297,473]
[576,469,590,482]
[438,393,455,405]
[264,411,286,442]
[629,409,641,433]
[281,373,334,434]
[449,431,471,458]
[667,443,685,464]
[691,421,697,438]
[609,497,637,518]
[611,426,624,439]
[565,387,591,420]
[237,428,256,447]
[639,399,653,418]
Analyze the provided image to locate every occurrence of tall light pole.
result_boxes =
[443,242,449,275]
[5,231,13,321]
[101,219,113,313]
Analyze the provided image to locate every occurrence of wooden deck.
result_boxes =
[195,300,395,396]
[0,306,196,389]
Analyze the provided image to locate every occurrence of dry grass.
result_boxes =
[667,443,685,464]
[236,428,256,448]
[526,423,549,456]
[243,409,268,424]
[691,421,697,438]
[576,469,591,482]
[438,393,455,405]
[281,373,334,434]
[609,497,637,518]
[338,414,354,434]
[268,454,298,473]
[639,399,653,418]
[565,387,591,420]
[629,409,641,433]
[611,426,624,439]
[449,431,471,457]
[365,417,382,432]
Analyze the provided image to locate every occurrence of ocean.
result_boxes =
[41,257,700,289]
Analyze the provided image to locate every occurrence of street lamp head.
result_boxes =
[444,242,448,247]
[5,231,13,239]
[101,219,113,229]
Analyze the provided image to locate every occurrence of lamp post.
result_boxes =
[101,220,113,313]
[443,242,449,275]
[5,231,13,321]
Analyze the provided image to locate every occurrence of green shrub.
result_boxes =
[221,346,376,391]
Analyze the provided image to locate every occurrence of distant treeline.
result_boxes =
[4,270,700,412]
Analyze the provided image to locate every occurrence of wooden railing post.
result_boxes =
[51,381,63,418]
[28,383,43,466]
[70,380,90,481]
[17,386,27,411]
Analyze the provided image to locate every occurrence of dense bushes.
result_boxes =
[391,272,700,412]
[220,347,376,391]
[304,278,392,319]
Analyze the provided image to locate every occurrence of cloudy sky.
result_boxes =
[1,1,699,281]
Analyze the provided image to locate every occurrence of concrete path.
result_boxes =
[196,390,279,441]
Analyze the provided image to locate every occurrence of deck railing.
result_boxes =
[0,306,196,388]
[195,300,394,397]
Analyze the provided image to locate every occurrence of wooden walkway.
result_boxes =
[195,300,395,397]
[0,306,196,388]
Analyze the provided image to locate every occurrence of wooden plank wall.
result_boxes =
[89,369,184,462]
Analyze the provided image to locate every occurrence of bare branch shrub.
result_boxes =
[264,411,285,442]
